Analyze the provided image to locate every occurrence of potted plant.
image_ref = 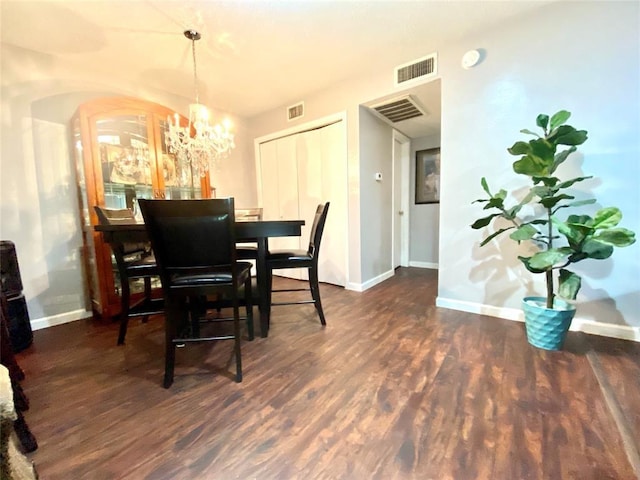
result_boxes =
[471,110,636,350]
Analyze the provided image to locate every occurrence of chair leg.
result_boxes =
[141,277,152,324]
[233,300,243,383]
[117,279,131,345]
[309,266,326,326]
[245,277,254,341]
[163,301,179,388]
[267,268,273,309]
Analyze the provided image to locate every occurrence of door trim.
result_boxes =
[392,129,410,268]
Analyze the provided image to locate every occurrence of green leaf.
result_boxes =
[471,214,498,229]
[566,214,594,227]
[557,176,593,189]
[532,176,559,187]
[479,227,514,247]
[593,228,636,247]
[553,217,586,247]
[552,199,597,214]
[519,129,540,137]
[531,185,553,198]
[506,204,524,217]
[558,268,581,300]
[513,155,547,176]
[593,207,622,229]
[536,114,550,130]
[484,196,505,210]
[528,248,572,270]
[508,141,531,156]
[553,125,587,145]
[480,177,491,196]
[509,224,538,241]
[549,110,571,130]
[550,146,577,173]
[518,255,548,274]
[540,194,575,209]
[581,239,614,259]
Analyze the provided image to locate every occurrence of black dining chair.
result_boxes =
[94,206,163,345]
[138,198,253,388]
[266,202,330,325]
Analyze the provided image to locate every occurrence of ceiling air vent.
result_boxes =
[287,102,304,121]
[370,95,426,124]
[394,53,437,87]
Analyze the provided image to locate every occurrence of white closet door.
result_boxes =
[258,120,347,286]
[259,140,279,221]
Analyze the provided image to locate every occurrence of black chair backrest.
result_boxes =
[138,198,238,277]
[308,202,330,258]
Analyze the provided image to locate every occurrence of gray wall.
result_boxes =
[358,107,394,282]
[410,135,440,267]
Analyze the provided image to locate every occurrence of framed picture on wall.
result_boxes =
[415,147,441,204]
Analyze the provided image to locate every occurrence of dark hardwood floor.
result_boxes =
[15,268,640,479]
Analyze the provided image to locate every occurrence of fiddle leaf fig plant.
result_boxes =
[471,110,636,309]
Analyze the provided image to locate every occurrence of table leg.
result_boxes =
[256,237,270,337]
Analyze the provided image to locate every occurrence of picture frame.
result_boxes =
[415,147,441,204]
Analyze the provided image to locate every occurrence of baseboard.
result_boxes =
[30,309,91,331]
[409,261,439,269]
[436,296,640,342]
[346,269,395,292]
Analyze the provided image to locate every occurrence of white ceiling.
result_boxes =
[1,1,551,138]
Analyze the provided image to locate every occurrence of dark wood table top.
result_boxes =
[94,219,305,241]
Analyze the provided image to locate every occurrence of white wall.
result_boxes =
[410,134,440,268]
[0,44,256,328]
[437,1,640,339]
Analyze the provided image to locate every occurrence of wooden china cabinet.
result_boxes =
[71,96,213,319]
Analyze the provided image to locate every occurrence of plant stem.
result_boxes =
[546,207,554,308]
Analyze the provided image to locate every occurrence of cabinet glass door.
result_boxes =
[96,114,154,216]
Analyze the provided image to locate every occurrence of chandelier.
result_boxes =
[166,30,235,178]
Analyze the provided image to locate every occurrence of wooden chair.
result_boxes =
[267,202,330,325]
[138,198,253,388]
[94,206,163,345]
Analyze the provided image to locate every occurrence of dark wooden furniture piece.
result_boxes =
[94,207,163,345]
[71,97,214,321]
[0,293,37,454]
[95,216,304,338]
[267,202,330,325]
[138,199,253,388]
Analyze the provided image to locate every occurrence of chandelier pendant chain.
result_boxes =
[191,33,199,105]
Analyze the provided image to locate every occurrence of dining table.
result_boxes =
[95,219,305,337]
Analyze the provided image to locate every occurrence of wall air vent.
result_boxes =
[287,102,304,121]
[394,53,437,87]
[370,95,427,124]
